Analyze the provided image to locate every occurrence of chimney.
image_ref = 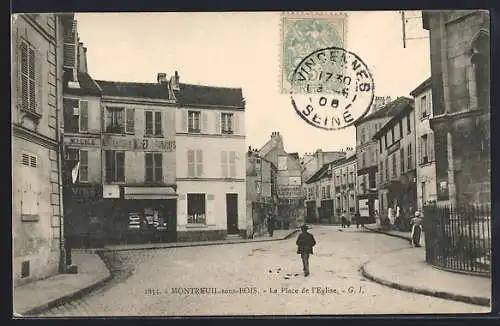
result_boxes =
[77,42,88,74]
[316,149,324,170]
[157,73,167,84]
[169,70,180,91]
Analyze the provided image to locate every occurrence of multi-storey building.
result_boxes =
[61,19,104,247]
[304,162,333,223]
[331,151,358,217]
[176,83,246,240]
[258,132,304,228]
[12,13,66,285]
[300,149,345,184]
[410,77,437,211]
[372,97,416,230]
[246,147,277,236]
[94,73,178,243]
[422,10,490,207]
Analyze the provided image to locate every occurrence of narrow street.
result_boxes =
[39,226,485,316]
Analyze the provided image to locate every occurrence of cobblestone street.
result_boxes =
[39,226,487,316]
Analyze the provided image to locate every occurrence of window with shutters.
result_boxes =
[361,151,366,168]
[188,111,201,133]
[145,152,163,182]
[105,150,125,183]
[63,99,88,132]
[126,108,135,134]
[326,185,331,198]
[20,39,38,115]
[229,151,237,178]
[187,193,206,224]
[221,113,234,134]
[221,151,228,178]
[384,157,389,182]
[421,95,428,118]
[407,114,412,134]
[106,108,125,133]
[145,111,162,136]
[420,135,429,165]
[187,149,203,177]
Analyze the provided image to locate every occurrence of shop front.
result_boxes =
[320,199,334,223]
[104,185,178,244]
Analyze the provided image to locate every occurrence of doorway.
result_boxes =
[226,194,239,234]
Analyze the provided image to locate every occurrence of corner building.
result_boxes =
[175,84,246,241]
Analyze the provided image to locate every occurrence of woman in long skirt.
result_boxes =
[410,211,423,247]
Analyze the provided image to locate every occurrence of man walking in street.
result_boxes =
[296,224,316,277]
[266,211,275,237]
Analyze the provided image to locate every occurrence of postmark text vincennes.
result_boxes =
[290,47,374,130]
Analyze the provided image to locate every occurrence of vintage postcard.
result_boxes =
[11,11,491,317]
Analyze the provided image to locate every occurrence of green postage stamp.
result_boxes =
[280,12,349,94]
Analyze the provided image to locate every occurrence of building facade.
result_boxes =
[373,97,416,230]
[300,149,345,184]
[176,83,247,240]
[246,148,277,236]
[411,77,437,211]
[12,13,66,285]
[331,153,358,218]
[422,10,490,207]
[94,73,178,243]
[258,132,304,228]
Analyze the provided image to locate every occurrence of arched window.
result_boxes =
[470,28,490,111]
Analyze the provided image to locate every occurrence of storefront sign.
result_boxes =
[124,186,177,199]
[64,135,99,147]
[103,185,120,198]
[278,185,301,198]
[102,135,176,152]
[69,184,102,202]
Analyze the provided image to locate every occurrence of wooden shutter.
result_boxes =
[145,111,153,135]
[418,137,422,165]
[154,111,162,136]
[34,46,42,114]
[105,150,113,183]
[116,151,125,182]
[215,112,221,134]
[145,153,153,182]
[126,108,135,133]
[187,150,195,177]
[79,150,88,182]
[229,151,236,178]
[154,153,163,182]
[63,20,77,69]
[233,113,239,135]
[221,151,228,178]
[201,111,208,133]
[166,110,175,133]
[429,133,435,162]
[79,100,88,132]
[181,110,188,132]
[196,149,203,177]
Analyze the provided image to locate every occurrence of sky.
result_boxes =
[75,11,430,155]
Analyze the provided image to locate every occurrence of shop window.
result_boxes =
[145,152,163,182]
[187,193,206,224]
[105,150,125,183]
[145,111,162,136]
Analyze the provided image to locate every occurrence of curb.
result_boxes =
[20,253,113,316]
[363,225,411,242]
[98,229,300,253]
[359,263,490,307]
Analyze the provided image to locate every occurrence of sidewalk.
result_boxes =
[101,228,299,252]
[13,251,111,317]
[362,224,490,307]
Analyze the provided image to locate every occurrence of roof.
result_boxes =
[64,71,102,96]
[305,154,357,184]
[177,83,245,109]
[410,77,432,97]
[355,96,413,125]
[96,80,170,100]
[372,97,415,140]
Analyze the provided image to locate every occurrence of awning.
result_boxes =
[124,186,178,200]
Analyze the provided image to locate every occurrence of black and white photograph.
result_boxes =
[11,10,491,316]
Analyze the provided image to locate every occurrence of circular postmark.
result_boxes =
[290,47,374,131]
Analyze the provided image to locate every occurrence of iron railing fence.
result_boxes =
[423,203,491,277]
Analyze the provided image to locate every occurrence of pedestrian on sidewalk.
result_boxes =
[354,211,361,228]
[296,224,316,277]
[266,211,275,237]
[341,210,350,228]
[410,211,423,247]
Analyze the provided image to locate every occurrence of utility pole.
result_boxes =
[402,11,407,48]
